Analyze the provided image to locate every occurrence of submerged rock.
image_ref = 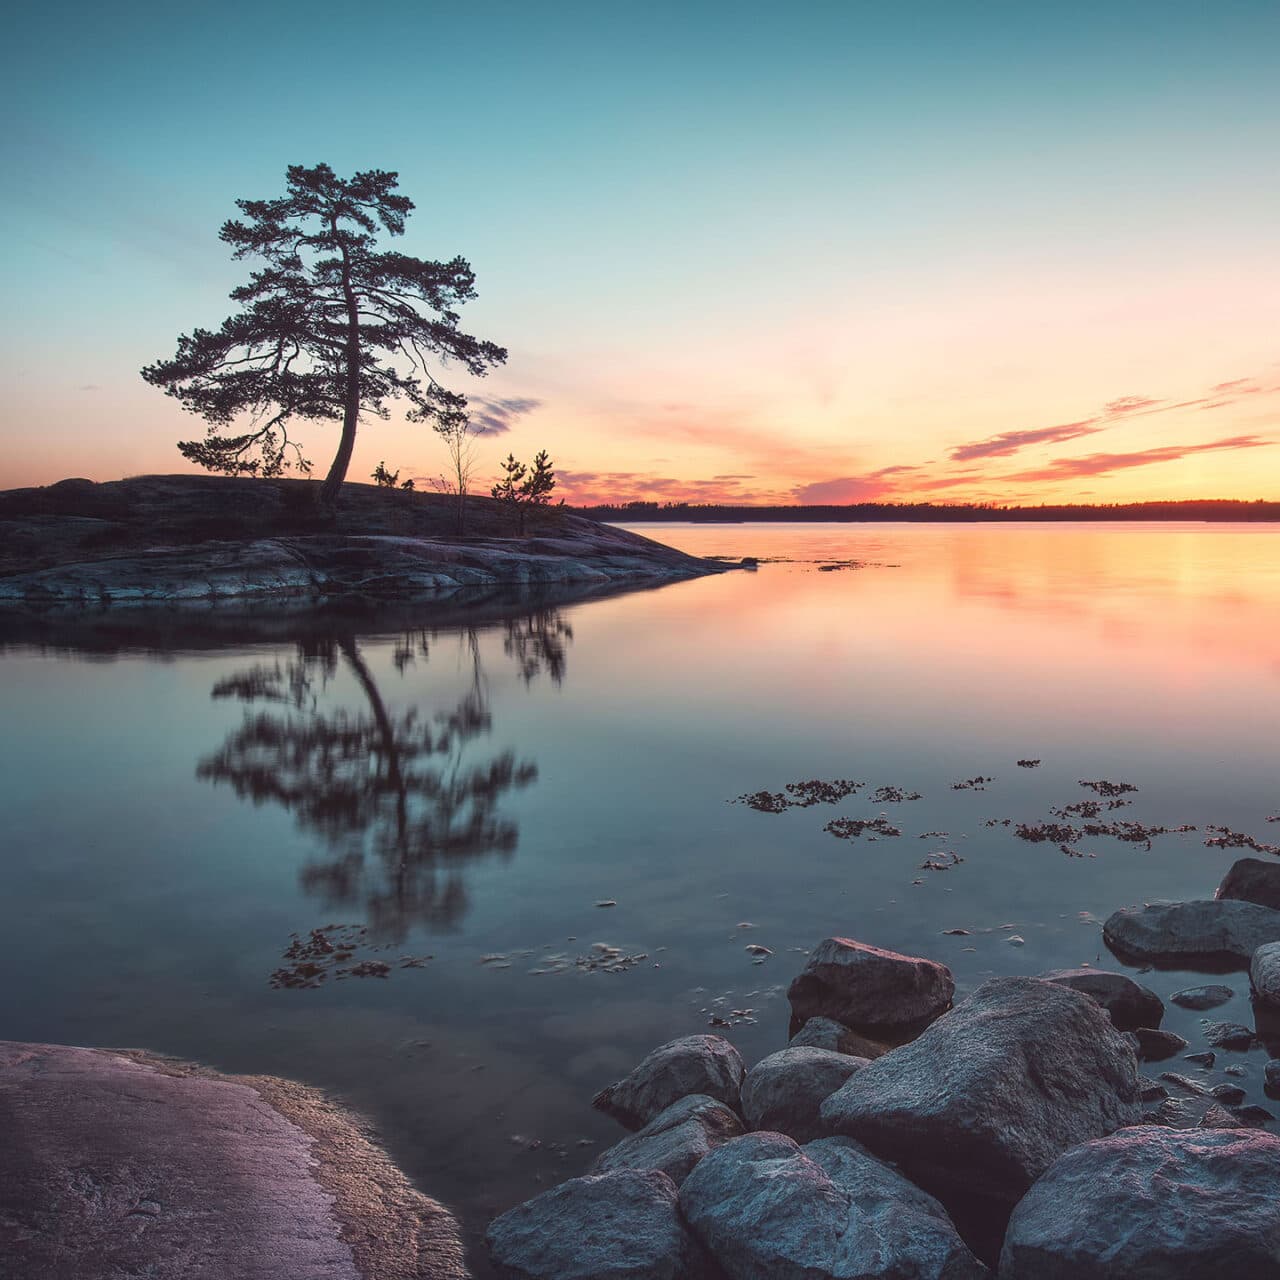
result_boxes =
[1103,899,1280,967]
[819,977,1140,1215]
[1038,968,1163,1030]
[592,1094,743,1187]
[1000,1127,1280,1278]
[679,1131,988,1280]
[592,1035,745,1131]
[1218,857,1280,910]
[1202,1021,1254,1050]
[1251,941,1280,1007]
[485,1168,707,1280]
[1125,1027,1187,1061]
[787,936,954,1034]
[740,1047,869,1142]
[789,1016,890,1058]
[1171,984,1235,1010]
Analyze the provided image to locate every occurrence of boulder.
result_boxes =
[1125,1027,1186,1061]
[789,1016,890,1058]
[787,937,954,1034]
[819,977,1140,1214]
[1103,899,1280,967]
[485,1168,707,1280]
[1038,968,1163,1030]
[1202,1021,1254,1050]
[740,1048,869,1142]
[1252,941,1280,1007]
[592,1035,745,1131]
[1265,1059,1280,1094]
[679,1131,988,1280]
[592,1094,743,1187]
[999,1127,1280,1278]
[1171,984,1235,1010]
[1218,857,1280,910]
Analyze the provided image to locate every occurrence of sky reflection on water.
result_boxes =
[1,521,1277,1270]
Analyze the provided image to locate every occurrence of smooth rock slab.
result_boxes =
[1171,984,1235,1010]
[593,1035,745,1131]
[740,1048,869,1142]
[1202,1020,1254,1049]
[999,1127,1280,1278]
[1217,857,1280,910]
[789,1016,890,1058]
[787,936,955,1034]
[592,1094,743,1186]
[1103,899,1280,967]
[486,1168,706,1280]
[820,977,1140,1214]
[1252,941,1280,1007]
[679,1131,988,1280]
[1038,968,1163,1030]
[0,1040,465,1280]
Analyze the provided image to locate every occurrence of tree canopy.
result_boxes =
[142,163,506,505]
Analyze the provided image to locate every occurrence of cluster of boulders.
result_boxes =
[484,856,1280,1278]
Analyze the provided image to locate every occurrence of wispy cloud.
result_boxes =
[949,420,1100,462]
[468,396,542,435]
[1102,395,1162,416]
[1008,434,1272,482]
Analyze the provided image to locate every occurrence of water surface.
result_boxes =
[3,521,1278,1269]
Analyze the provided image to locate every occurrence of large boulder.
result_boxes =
[485,1168,708,1280]
[999,1127,1280,1277]
[787,937,954,1034]
[740,1048,869,1142]
[789,1016,890,1058]
[1218,857,1280,910]
[679,1131,988,1280]
[819,977,1140,1215]
[1037,968,1163,1031]
[1252,941,1280,1008]
[1103,899,1280,967]
[592,1035,745,1131]
[592,1094,743,1187]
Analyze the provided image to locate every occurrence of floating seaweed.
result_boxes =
[1016,759,1041,768]
[1078,779,1139,798]
[952,776,995,791]
[824,816,903,840]
[1204,826,1280,856]
[870,785,923,803]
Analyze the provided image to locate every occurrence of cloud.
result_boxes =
[949,420,1100,462]
[1103,395,1162,416]
[791,466,922,504]
[1008,434,1272,482]
[557,468,789,506]
[468,396,542,435]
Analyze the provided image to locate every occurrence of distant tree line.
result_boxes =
[578,499,1280,523]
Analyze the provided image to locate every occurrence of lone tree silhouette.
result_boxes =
[142,163,506,506]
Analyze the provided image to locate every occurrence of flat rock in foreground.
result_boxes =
[787,936,955,1035]
[0,1040,466,1280]
[1103,899,1280,967]
[1000,1126,1280,1278]
[679,1131,988,1280]
[819,977,1140,1215]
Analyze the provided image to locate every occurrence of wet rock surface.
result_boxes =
[740,1047,869,1142]
[485,1168,706,1280]
[679,1132,988,1280]
[789,1015,890,1058]
[1218,857,1280,910]
[1102,899,1280,966]
[1037,968,1163,1030]
[591,1094,744,1187]
[1126,1027,1187,1061]
[1171,984,1235,1010]
[592,1034,746,1131]
[787,936,954,1034]
[819,977,1140,1216]
[1251,941,1280,1007]
[0,1040,466,1280]
[999,1126,1280,1278]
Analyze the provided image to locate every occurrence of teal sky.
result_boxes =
[3,1,1278,502]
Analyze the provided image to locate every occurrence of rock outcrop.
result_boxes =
[787,937,954,1035]
[740,1047,869,1142]
[592,1035,746,1131]
[591,1094,743,1186]
[679,1132,988,1280]
[999,1127,1280,1278]
[1103,899,1280,967]
[819,977,1140,1215]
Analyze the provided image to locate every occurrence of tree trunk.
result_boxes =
[318,219,361,509]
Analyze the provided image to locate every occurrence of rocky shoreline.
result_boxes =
[0,475,731,608]
[485,853,1280,1279]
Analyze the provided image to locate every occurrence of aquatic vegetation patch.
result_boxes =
[734,778,866,812]
[824,816,902,840]
[1016,759,1041,768]
[1204,826,1280,856]
[270,924,431,989]
[951,776,995,791]
[1078,778,1139,798]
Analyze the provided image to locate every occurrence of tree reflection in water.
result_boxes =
[197,610,569,938]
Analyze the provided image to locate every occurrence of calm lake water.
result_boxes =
[3,521,1279,1270]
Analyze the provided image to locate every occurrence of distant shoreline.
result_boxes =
[584,499,1280,524]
